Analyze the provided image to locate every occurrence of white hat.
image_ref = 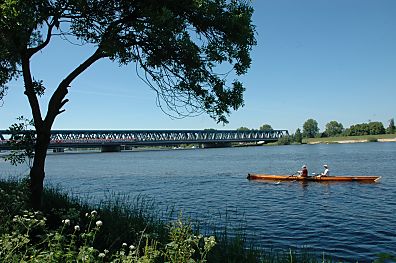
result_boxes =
[302,165,307,168]
[323,164,328,168]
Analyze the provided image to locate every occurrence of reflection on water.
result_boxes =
[1,142,395,262]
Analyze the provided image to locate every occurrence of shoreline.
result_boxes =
[306,137,396,144]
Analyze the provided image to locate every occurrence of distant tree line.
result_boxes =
[299,118,395,138]
[236,124,274,131]
[235,118,395,145]
[206,124,274,132]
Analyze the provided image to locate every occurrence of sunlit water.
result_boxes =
[1,142,395,262]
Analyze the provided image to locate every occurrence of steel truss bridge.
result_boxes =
[0,129,289,151]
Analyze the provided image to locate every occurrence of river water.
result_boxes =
[1,142,395,262]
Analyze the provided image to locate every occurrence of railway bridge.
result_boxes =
[0,129,289,152]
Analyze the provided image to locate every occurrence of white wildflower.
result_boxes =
[98,253,105,258]
[96,220,103,227]
[122,242,127,247]
[91,210,97,217]
[62,219,70,225]
[129,245,135,250]
[74,225,80,231]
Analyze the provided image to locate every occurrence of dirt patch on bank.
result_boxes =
[335,140,367,143]
[378,138,396,142]
[308,137,396,144]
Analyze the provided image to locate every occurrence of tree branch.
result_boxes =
[21,53,43,129]
[44,49,106,129]
[27,21,56,57]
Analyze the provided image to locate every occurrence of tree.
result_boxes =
[277,135,291,145]
[387,118,395,134]
[324,121,344,137]
[0,0,256,209]
[294,128,302,144]
[368,121,385,135]
[347,123,370,136]
[302,119,319,138]
[237,127,250,131]
[348,121,386,136]
[259,124,273,130]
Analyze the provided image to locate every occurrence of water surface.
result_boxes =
[1,142,395,262]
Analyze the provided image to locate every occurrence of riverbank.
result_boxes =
[304,134,396,144]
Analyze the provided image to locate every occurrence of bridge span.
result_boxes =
[0,129,289,151]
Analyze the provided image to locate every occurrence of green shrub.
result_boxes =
[277,136,291,145]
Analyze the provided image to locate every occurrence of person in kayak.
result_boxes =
[298,165,308,177]
[319,164,330,177]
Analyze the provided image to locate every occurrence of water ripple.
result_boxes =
[1,143,396,262]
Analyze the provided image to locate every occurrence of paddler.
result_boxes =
[319,164,330,177]
[298,165,308,177]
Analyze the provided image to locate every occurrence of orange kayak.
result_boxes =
[247,173,381,182]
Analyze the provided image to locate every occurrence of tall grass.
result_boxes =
[40,185,170,252]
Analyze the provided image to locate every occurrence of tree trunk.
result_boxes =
[21,48,104,210]
[29,129,50,210]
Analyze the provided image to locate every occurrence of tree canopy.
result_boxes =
[346,121,386,136]
[294,128,302,143]
[0,0,256,124]
[0,0,256,209]
[259,124,273,130]
[324,121,344,137]
[302,118,319,138]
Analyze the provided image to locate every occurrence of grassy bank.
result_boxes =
[1,177,393,262]
[304,134,396,144]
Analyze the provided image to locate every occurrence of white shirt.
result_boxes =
[322,168,330,176]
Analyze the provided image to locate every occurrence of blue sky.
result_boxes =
[1,0,395,133]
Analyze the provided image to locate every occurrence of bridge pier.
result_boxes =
[101,145,121,152]
[202,142,232,148]
[52,148,64,153]
[122,145,135,151]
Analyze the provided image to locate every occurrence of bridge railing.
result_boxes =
[0,129,289,149]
